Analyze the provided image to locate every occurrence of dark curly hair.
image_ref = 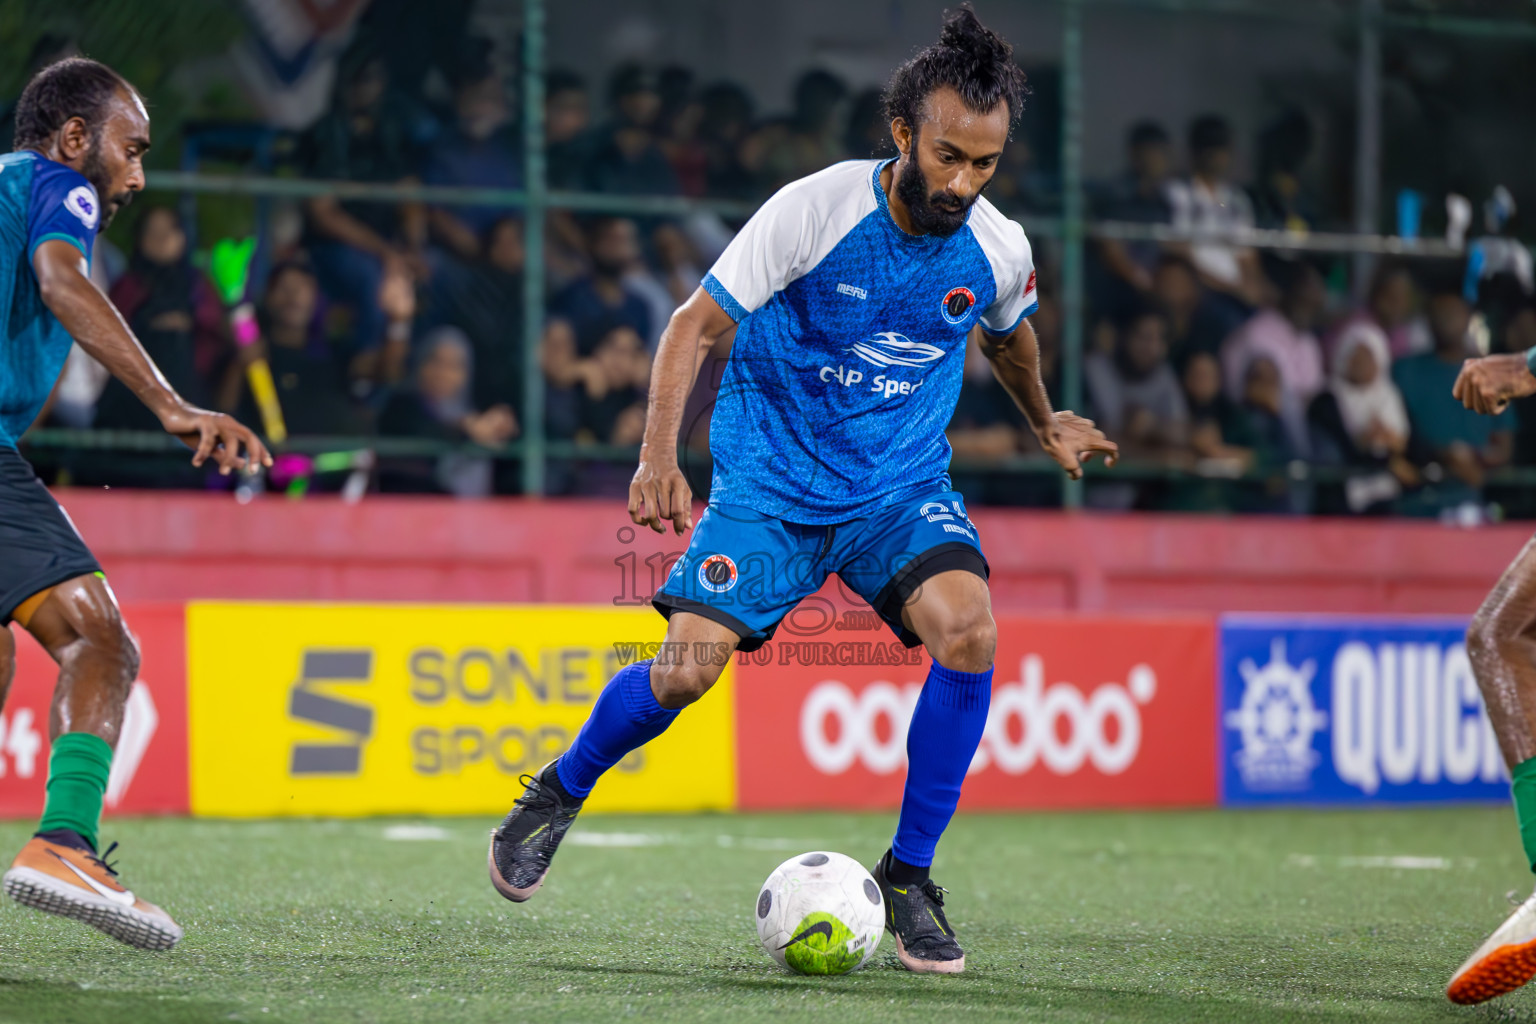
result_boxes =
[13,57,136,153]
[884,6,1029,138]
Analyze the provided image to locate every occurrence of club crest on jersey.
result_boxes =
[64,186,98,230]
[941,286,975,325]
[698,554,738,593]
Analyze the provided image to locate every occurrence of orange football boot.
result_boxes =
[3,836,181,950]
[1448,890,1536,1005]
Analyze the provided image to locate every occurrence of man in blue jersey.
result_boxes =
[489,8,1116,973]
[0,58,269,952]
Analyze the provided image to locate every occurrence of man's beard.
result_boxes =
[895,154,980,237]
[80,140,132,228]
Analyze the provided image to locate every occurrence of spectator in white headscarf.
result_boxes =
[1322,326,1409,459]
[1308,322,1418,513]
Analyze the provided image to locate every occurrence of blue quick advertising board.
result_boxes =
[1219,616,1507,805]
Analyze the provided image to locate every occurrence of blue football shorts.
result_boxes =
[652,486,988,652]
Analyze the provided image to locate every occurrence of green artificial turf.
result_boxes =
[0,808,1530,1023]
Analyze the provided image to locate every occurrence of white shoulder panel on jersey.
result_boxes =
[703,160,880,321]
[968,196,1038,334]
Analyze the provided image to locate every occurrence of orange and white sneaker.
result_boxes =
[1448,888,1536,1004]
[2,835,182,951]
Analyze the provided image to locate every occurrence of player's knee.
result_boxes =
[71,612,140,695]
[651,658,720,710]
[1462,607,1511,666]
[1468,601,1529,664]
[1467,614,1495,663]
[928,613,996,674]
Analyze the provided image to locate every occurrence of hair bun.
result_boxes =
[883,4,1029,131]
[939,6,1014,64]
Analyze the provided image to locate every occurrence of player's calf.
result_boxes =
[47,598,141,735]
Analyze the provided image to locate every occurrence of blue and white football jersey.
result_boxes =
[702,158,1037,524]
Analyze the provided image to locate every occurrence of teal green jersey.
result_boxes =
[0,150,101,447]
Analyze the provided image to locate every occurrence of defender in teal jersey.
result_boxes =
[0,58,269,952]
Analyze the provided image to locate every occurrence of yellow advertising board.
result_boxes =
[187,603,736,816]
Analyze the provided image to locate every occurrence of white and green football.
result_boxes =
[754,851,884,975]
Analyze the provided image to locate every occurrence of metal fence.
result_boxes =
[92,0,1531,509]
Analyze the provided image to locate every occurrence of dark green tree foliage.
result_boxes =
[0,0,244,168]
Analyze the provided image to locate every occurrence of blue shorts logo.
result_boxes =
[919,501,955,522]
[698,554,738,593]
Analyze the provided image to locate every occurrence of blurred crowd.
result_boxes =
[20,44,907,499]
[950,114,1536,521]
[13,38,1536,516]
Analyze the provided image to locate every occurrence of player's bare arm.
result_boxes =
[628,288,735,535]
[979,318,1118,479]
[1454,352,1536,416]
[33,240,271,476]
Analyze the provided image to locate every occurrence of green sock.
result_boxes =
[37,733,113,851]
[1512,757,1536,873]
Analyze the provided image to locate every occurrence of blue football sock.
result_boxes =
[892,661,993,868]
[556,659,679,799]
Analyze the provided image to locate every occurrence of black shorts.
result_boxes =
[0,446,101,623]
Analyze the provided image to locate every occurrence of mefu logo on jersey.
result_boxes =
[820,332,944,400]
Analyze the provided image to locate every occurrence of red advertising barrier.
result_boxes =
[0,603,187,817]
[735,614,1217,810]
[50,490,1532,616]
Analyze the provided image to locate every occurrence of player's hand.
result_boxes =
[629,452,693,535]
[160,406,273,476]
[1039,410,1118,480]
[1453,354,1536,415]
